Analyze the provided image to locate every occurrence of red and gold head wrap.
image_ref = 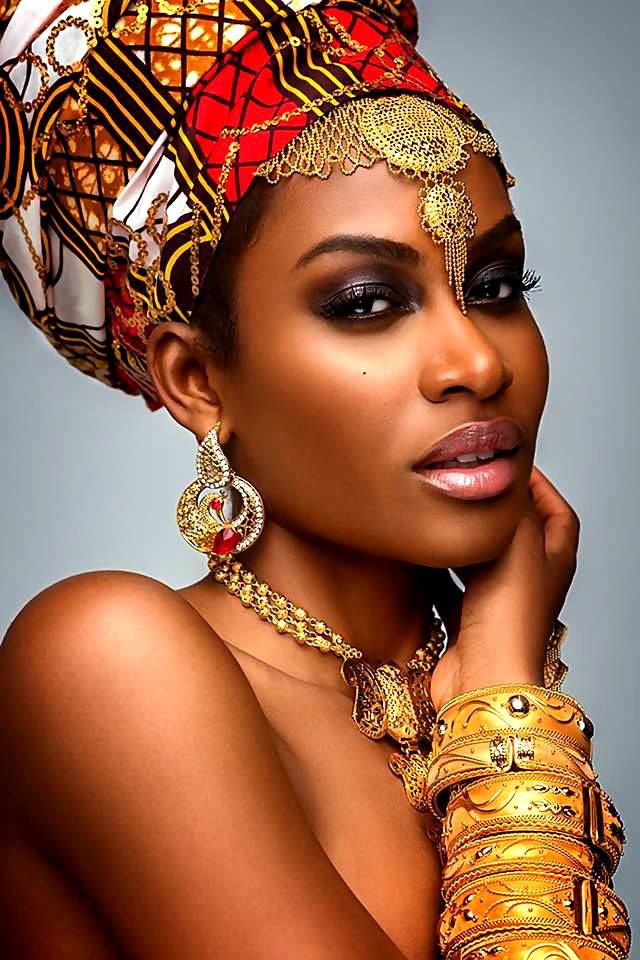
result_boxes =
[0,0,513,410]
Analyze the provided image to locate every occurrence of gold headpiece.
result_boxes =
[256,93,508,310]
[1,0,514,407]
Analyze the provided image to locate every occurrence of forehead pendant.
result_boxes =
[256,94,504,311]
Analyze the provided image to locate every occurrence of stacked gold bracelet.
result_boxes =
[424,684,631,960]
[426,685,596,816]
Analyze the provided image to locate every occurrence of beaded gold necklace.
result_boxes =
[208,554,447,812]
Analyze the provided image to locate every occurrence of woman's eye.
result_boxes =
[471,277,516,301]
[354,297,389,315]
[466,267,541,306]
[319,283,409,323]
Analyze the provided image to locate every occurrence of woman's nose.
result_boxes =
[418,301,513,403]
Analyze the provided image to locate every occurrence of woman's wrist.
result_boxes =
[430,647,544,713]
[450,663,544,704]
[426,682,631,960]
[429,612,554,712]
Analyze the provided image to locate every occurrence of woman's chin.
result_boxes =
[404,511,524,570]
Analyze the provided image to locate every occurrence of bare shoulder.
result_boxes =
[1,569,224,667]
[3,569,238,690]
[0,569,262,843]
[0,568,279,839]
[0,572,408,960]
[0,570,253,772]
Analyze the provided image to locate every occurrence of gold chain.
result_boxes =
[207,554,445,670]
[207,552,569,702]
[206,553,449,813]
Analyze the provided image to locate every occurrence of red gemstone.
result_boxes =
[212,527,240,555]
[210,498,223,512]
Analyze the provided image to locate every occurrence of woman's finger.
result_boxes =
[529,465,580,561]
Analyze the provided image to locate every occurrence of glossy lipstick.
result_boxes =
[412,417,524,501]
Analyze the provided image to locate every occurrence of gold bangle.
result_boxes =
[443,840,613,903]
[431,683,593,761]
[441,773,625,873]
[442,829,604,889]
[445,932,627,960]
[426,732,596,817]
[439,872,630,958]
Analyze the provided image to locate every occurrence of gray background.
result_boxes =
[1,0,638,934]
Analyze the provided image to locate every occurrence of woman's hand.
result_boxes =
[429,465,580,712]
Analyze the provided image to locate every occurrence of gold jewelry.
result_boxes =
[424,684,598,817]
[207,553,446,811]
[256,93,500,312]
[443,830,603,888]
[432,684,594,760]
[442,772,625,874]
[205,563,631,959]
[443,936,626,960]
[545,617,569,690]
[176,423,264,557]
[426,733,597,818]
[439,871,630,959]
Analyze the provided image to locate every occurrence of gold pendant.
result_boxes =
[407,662,437,735]
[341,656,435,811]
[387,746,432,812]
[341,657,420,740]
[341,657,436,742]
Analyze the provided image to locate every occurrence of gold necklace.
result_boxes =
[207,554,447,812]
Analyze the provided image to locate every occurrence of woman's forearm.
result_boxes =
[427,682,630,959]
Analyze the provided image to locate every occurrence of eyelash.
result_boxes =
[319,268,542,325]
[319,282,409,324]
[466,267,542,306]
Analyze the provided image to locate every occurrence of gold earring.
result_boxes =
[176,422,265,557]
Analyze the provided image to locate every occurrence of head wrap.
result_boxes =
[0,0,512,410]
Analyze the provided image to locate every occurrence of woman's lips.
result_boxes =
[413,417,524,468]
[414,448,520,500]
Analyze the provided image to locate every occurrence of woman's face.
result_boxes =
[215,153,549,568]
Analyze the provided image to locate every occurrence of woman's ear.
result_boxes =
[146,322,232,443]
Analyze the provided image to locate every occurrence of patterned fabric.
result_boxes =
[0,0,495,410]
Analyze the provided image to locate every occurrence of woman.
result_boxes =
[0,0,631,957]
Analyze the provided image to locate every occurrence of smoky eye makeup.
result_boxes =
[464,259,542,308]
[310,262,540,323]
[302,229,537,325]
[310,268,421,326]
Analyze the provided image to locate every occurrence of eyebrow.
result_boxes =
[294,213,523,271]
[294,235,423,270]
[468,213,523,260]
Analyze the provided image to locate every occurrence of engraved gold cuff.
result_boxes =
[442,829,604,889]
[446,932,628,960]
[425,684,630,960]
[439,873,630,959]
[426,732,596,817]
[442,773,626,873]
[431,684,593,761]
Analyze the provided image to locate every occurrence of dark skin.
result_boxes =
[0,152,579,960]
[150,152,577,704]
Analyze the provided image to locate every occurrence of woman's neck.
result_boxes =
[213,519,439,667]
